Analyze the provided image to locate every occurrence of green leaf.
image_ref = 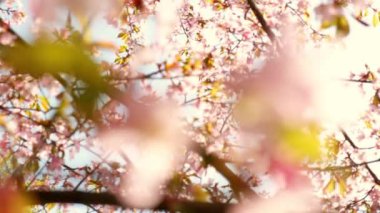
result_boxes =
[191,185,209,202]
[360,8,369,17]
[118,45,128,53]
[26,159,40,173]
[336,15,350,37]
[338,177,347,196]
[280,126,322,161]
[0,41,103,88]
[324,137,340,160]
[372,91,380,106]
[321,19,336,29]
[74,88,100,118]
[11,156,18,169]
[39,96,50,111]
[324,177,336,194]
[0,41,110,118]
[117,32,129,42]
[373,12,379,27]
[57,95,71,116]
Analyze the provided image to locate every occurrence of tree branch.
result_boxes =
[193,143,258,200]
[342,129,380,185]
[341,129,375,150]
[246,0,276,43]
[306,158,380,171]
[26,190,233,213]
[0,18,28,45]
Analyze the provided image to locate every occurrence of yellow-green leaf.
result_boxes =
[203,53,214,69]
[360,9,369,17]
[114,56,125,64]
[0,41,109,118]
[324,177,336,194]
[321,19,336,29]
[32,179,46,187]
[118,45,128,53]
[210,81,221,99]
[88,179,102,187]
[39,96,50,111]
[0,41,103,88]
[325,137,340,157]
[133,25,140,33]
[338,177,347,196]
[58,96,71,116]
[204,122,214,135]
[26,159,40,173]
[191,185,209,202]
[373,12,380,27]
[25,110,32,118]
[44,204,55,211]
[336,16,350,37]
[364,119,372,128]
[372,92,380,106]
[280,126,321,161]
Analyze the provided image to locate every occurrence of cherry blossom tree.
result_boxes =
[0,0,379,212]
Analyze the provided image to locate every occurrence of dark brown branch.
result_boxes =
[285,3,327,37]
[340,129,359,149]
[340,79,374,84]
[26,190,233,213]
[340,129,375,150]
[345,186,375,211]
[0,18,28,45]
[364,164,380,185]
[342,129,380,185]
[193,143,258,200]
[347,153,380,185]
[247,0,276,43]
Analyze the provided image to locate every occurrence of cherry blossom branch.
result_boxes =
[73,152,112,191]
[340,79,374,84]
[306,157,380,171]
[0,7,18,15]
[345,185,375,210]
[182,93,211,105]
[192,143,258,200]
[285,2,327,37]
[342,129,380,185]
[26,190,233,212]
[340,129,376,150]
[341,129,361,150]
[0,18,27,44]
[246,0,276,43]
[364,163,380,185]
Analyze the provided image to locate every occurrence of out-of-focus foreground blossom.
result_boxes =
[0,183,30,213]
[99,101,188,208]
[234,43,368,128]
[230,188,320,213]
[229,25,370,211]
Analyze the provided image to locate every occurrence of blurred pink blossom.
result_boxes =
[234,42,368,128]
[100,101,189,208]
[230,188,320,213]
[315,3,343,21]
